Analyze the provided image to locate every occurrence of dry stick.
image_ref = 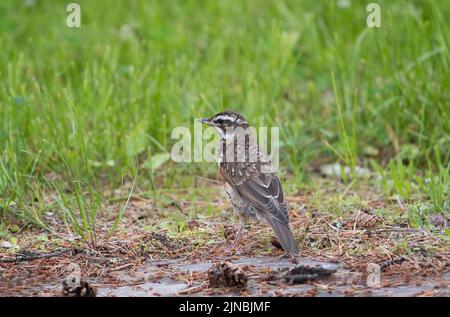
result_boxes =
[379,256,406,271]
[0,248,74,263]
[177,282,208,295]
[108,263,135,272]
[369,227,428,236]
[353,210,362,231]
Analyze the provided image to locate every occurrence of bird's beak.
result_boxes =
[198,118,213,125]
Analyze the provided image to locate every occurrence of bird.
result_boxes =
[199,110,299,255]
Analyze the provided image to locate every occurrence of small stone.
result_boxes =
[1,241,12,249]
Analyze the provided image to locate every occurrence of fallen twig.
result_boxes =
[177,282,207,295]
[0,248,74,263]
[380,256,406,271]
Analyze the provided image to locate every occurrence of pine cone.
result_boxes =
[223,225,235,241]
[62,279,96,297]
[350,212,382,229]
[208,261,247,287]
[283,265,336,285]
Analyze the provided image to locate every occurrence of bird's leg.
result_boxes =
[231,221,246,249]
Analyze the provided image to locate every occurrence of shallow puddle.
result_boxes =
[91,256,449,297]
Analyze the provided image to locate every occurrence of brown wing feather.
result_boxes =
[235,174,289,224]
[221,167,298,254]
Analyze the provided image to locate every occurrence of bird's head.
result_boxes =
[199,110,249,139]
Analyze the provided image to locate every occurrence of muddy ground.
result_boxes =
[0,179,449,297]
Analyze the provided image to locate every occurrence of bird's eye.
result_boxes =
[215,119,224,124]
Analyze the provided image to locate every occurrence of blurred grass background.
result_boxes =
[0,0,449,236]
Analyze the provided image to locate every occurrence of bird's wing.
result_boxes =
[235,173,289,224]
[220,163,298,254]
[232,173,298,254]
[220,166,288,224]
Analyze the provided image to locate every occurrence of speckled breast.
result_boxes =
[223,181,260,221]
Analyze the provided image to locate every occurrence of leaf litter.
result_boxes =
[0,179,448,297]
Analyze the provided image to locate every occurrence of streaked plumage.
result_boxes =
[200,110,299,255]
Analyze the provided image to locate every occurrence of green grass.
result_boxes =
[0,0,449,238]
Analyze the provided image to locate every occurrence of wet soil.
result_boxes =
[22,256,449,297]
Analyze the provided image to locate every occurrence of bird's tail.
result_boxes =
[265,217,299,255]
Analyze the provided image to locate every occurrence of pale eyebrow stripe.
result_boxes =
[214,115,234,122]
